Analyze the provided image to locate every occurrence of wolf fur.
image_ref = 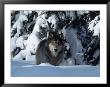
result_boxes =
[36,31,65,66]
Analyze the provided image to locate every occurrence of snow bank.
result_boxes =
[11,60,100,77]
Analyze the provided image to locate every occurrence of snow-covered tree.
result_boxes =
[11,11,100,66]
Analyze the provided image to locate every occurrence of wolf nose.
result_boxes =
[54,49,58,52]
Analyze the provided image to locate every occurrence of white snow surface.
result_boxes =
[11,60,100,77]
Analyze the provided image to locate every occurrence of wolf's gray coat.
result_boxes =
[36,39,65,66]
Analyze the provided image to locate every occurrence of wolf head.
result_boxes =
[47,31,65,57]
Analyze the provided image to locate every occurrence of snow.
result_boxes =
[16,35,28,49]
[39,63,53,66]
[33,14,49,33]
[11,35,18,52]
[65,11,76,21]
[88,16,100,36]
[11,11,28,52]
[62,27,84,65]
[77,11,89,16]
[23,11,32,16]
[48,14,59,31]
[12,11,28,36]
[13,13,50,61]
[11,60,100,77]
[93,49,100,58]
[62,28,77,65]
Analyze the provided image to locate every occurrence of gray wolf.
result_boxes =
[35,31,65,66]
